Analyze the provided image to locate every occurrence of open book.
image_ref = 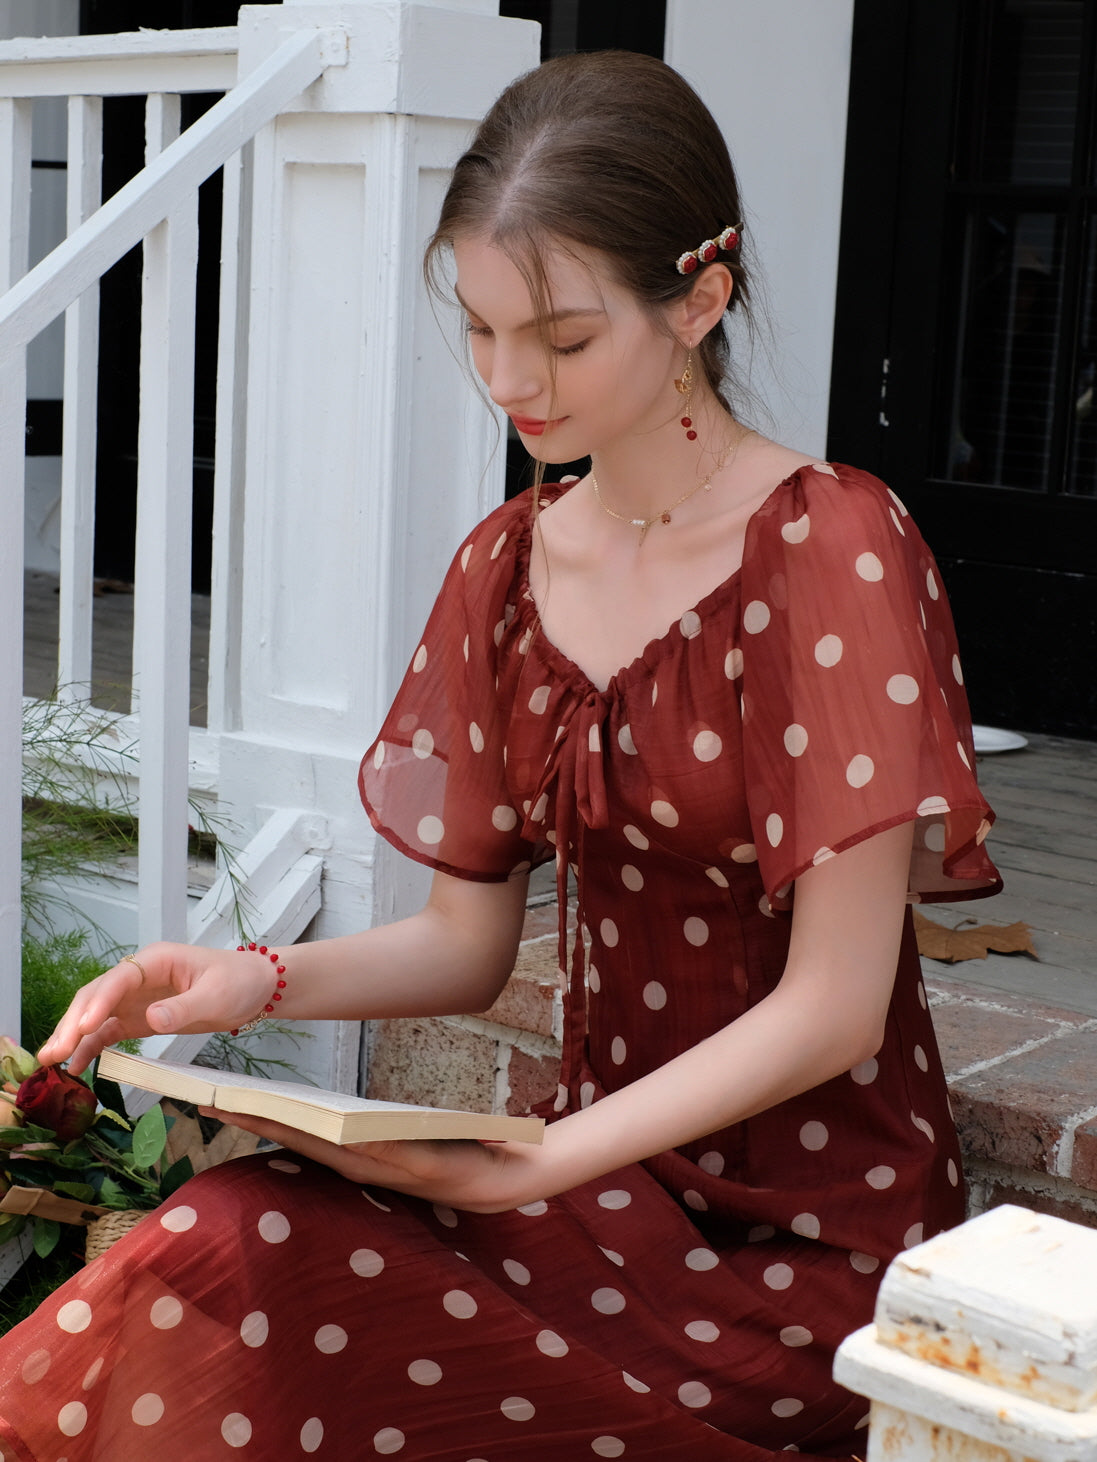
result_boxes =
[98,1049,544,1146]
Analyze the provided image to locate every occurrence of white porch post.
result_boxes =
[214,1,539,1089]
[835,1204,1097,1462]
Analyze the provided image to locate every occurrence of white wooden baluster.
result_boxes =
[0,96,32,1041]
[132,92,198,947]
[57,94,103,699]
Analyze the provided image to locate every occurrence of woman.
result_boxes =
[1,51,1000,1461]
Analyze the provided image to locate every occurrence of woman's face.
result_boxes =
[452,235,680,463]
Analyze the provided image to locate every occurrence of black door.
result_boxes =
[829,0,1097,738]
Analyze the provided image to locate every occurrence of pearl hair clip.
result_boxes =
[675,224,742,275]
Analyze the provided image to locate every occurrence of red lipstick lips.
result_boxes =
[509,416,565,436]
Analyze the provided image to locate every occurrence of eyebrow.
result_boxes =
[454,289,605,332]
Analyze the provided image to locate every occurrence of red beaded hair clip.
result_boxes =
[676,224,742,276]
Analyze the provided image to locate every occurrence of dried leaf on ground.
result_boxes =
[162,1101,261,1174]
[913,908,1038,963]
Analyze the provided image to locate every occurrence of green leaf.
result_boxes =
[92,1073,127,1115]
[96,1175,130,1207]
[32,1218,61,1258]
[53,1181,96,1203]
[92,1107,132,1132]
[131,1104,167,1170]
[159,1154,194,1198]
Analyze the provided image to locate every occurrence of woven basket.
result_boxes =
[84,1209,148,1264]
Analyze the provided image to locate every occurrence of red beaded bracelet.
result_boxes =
[229,943,288,1036]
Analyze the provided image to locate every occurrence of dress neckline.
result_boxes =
[514,461,834,700]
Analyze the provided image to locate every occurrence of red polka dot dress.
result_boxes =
[0,465,1000,1461]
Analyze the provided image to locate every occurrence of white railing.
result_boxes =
[0,24,344,1039]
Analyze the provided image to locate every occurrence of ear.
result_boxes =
[671,264,733,345]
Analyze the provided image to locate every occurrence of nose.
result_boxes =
[485,345,541,413]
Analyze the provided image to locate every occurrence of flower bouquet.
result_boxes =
[0,1037,197,1262]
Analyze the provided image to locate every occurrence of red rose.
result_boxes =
[16,1065,97,1141]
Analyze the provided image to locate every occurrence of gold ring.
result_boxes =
[121,953,147,978]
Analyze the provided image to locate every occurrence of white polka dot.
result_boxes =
[948,1158,959,1186]
[904,1223,925,1249]
[258,1210,291,1244]
[374,1427,406,1454]
[914,1044,929,1072]
[620,864,644,891]
[725,648,744,680]
[221,1413,252,1448]
[744,600,771,633]
[347,1247,385,1281]
[491,804,518,833]
[623,1372,651,1393]
[315,1323,348,1353]
[501,1396,536,1421]
[850,1057,878,1085]
[132,1393,165,1426]
[610,1036,627,1065]
[692,728,722,762]
[372,741,385,769]
[918,981,928,1008]
[240,1311,269,1347]
[684,1319,720,1343]
[82,1356,103,1390]
[678,1381,712,1409]
[764,1263,794,1290]
[592,1439,626,1459]
[585,723,602,755]
[782,723,809,758]
[417,815,444,845]
[698,1150,725,1176]
[58,1402,88,1437]
[814,634,844,667]
[592,1287,626,1314]
[780,1326,813,1348]
[494,619,505,646]
[503,1259,531,1286]
[680,609,702,638]
[408,1359,443,1385]
[443,1290,477,1318]
[580,1081,596,1108]
[850,1250,880,1274]
[268,1158,301,1173]
[704,866,729,888]
[528,685,550,715]
[642,981,667,1010]
[617,724,637,755]
[923,822,946,852]
[957,740,971,770]
[159,1205,197,1233]
[518,1200,548,1216]
[363,1190,392,1212]
[467,721,485,754]
[917,795,950,817]
[856,552,884,581]
[536,1329,569,1357]
[731,843,757,863]
[530,792,549,823]
[433,1204,458,1228]
[866,1165,897,1190]
[846,754,875,787]
[685,1247,718,1271]
[301,1417,325,1453]
[21,1349,50,1383]
[491,531,508,560]
[599,917,619,947]
[791,1212,821,1239]
[952,654,964,684]
[683,916,709,946]
[411,727,434,760]
[412,644,428,673]
[773,1398,805,1418]
[857,1412,872,1430]
[149,1296,183,1330]
[463,633,471,661]
[651,800,678,827]
[759,893,774,917]
[887,674,920,704]
[890,507,906,535]
[57,1300,92,1334]
[781,514,810,543]
[598,1189,632,1210]
[799,1121,829,1151]
[460,543,473,571]
[588,965,601,994]
[623,823,648,849]
[912,1115,935,1142]
[766,813,784,847]
[926,568,939,600]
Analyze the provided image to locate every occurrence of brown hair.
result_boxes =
[424,50,754,414]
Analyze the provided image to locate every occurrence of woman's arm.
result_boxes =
[40,869,530,1073]
[208,821,915,1211]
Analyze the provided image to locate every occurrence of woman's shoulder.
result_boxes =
[750,456,918,553]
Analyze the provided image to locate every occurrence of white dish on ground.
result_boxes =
[972,725,1029,754]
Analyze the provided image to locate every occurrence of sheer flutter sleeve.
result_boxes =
[739,464,1002,909]
[358,500,539,882]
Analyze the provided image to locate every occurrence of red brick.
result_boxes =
[1071,1115,1097,1193]
[481,943,561,1037]
[505,1047,560,1116]
[973,1177,1097,1232]
[367,1018,496,1112]
[929,999,1066,1079]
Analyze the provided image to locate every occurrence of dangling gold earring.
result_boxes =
[675,346,698,440]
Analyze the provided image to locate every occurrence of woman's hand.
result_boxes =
[39,943,280,1075]
[198,1109,544,1214]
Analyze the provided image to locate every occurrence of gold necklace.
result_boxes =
[591,427,748,546]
